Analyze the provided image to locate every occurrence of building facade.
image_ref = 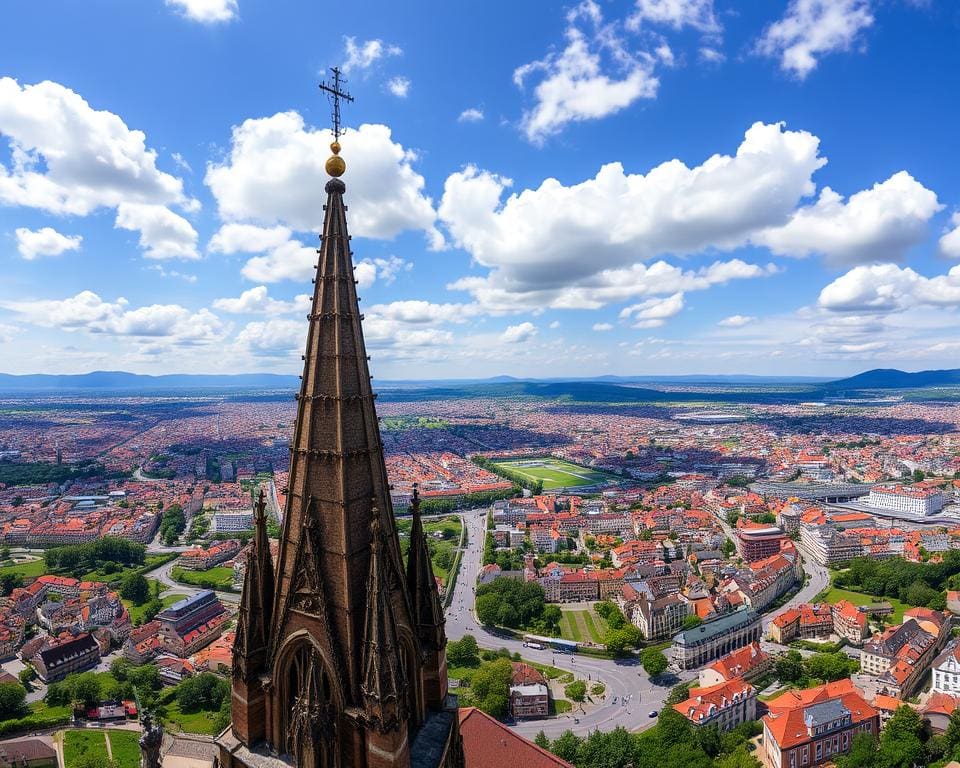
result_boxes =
[673,609,763,670]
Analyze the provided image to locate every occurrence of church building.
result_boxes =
[215,115,461,767]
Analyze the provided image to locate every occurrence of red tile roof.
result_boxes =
[458,708,573,768]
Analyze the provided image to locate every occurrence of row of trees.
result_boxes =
[418,486,518,514]
[834,553,959,610]
[44,537,146,574]
[595,601,643,653]
[475,577,562,634]
[536,708,764,768]
[159,503,186,546]
[838,705,958,768]
[775,650,860,687]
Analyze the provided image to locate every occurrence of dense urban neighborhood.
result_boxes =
[3,381,960,766]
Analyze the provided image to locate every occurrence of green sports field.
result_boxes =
[490,457,614,490]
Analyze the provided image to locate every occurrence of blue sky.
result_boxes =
[2,0,960,379]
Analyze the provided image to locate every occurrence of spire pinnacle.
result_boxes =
[319,66,353,178]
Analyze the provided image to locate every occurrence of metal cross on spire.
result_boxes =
[319,66,354,141]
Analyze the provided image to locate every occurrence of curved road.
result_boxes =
[449,508,832,738]
[445,509,694,738]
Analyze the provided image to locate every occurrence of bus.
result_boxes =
[522,634,578,653]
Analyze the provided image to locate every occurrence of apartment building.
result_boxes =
[673,678,757,731]
[868,484,946,516]
[699,641,772,687]
[760,680,878,768]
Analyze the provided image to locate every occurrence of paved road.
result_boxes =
[445,509,693,738]
[145,556,240,606]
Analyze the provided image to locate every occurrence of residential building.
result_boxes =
[32,633,100,683]
[674,678,757,731]
[458,708,574,768]
[831,600,868,645]
[634,592,687,641]
[699,642,772,687]
[0,738,57,768]
[157,590,229,657]
[868,484,946,516]
[931,640,960,695]
[760,679,879,768]
[736,521,787,563]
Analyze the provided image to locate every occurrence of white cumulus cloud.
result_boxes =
[342,37,402,73]
[458,108,485,123]
[514,0,659,143]
[592,322,614,331]
[940,212,960,258]
[115,203,200,260]
[440,121,821,310]
[387,77,411,98]
[0,78,191,216]
[718,315,755,327]
[756,0,874,78]
[818,263,960,314]
[628,0,720,33]
[619,292,684,327]
[212,286,309,314]
[501,322,538,343]
[756,171,940,265]
[2,291,224,343]
[15,227,82,260]
[205,115,442,247]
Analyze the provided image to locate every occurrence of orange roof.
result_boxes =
[458,708,573,768]
[763,680,877,751]
[872,694,903,712]
[675,678,754,723]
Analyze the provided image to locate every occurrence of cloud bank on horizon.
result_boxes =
[0,0,958,378]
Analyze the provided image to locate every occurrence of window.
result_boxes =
[816,743,822,761]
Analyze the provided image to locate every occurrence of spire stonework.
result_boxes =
[216,100,463,768]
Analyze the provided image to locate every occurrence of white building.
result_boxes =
[931,640,960,695]
[868,484,946,516]
[213,510,254,532]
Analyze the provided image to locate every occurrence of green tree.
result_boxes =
[534,731,550,750]
[666,682,693,705]
[446,635,480,668]
[876,705,925,768]
[682,614,703,631]
[469,658,512,718]
[550,731,583,763]
[119,573,150,605]
[775,650,805,683]
[0,683,26,719]
[640,648,668,678]
[804,652,855,682]
[564,680,587,702]
[0,573,22,596]
[715,745,761,768]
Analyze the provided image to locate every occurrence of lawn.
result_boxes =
[163,700,219,735]
[489,457,615,490]
[821,586,914,623]
[64,731,110,766]
[558,609,608,644]
[81,553,174,584]
[107,729,141,768]
[124,592,181,624]
[171,565,237,590]
[559,611,582,642]
[0,558,46,580]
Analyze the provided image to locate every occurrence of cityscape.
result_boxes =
[3,1,960,768]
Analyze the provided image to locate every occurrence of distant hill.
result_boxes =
[0,371,300,391]
[0,370,833,393]
[825,368,960,390]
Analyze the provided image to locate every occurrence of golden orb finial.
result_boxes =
[326,140,345,177]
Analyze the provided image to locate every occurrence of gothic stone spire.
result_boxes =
[230,489,275,744]
[405,486,446,652]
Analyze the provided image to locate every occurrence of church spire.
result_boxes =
[362,509,407,733]
[406,485,446,652]
[230,489,275,745]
